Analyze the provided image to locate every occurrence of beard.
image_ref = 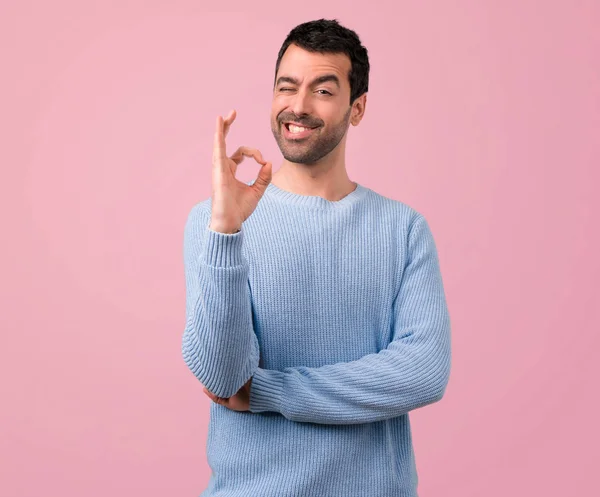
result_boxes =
[271,107,351,165]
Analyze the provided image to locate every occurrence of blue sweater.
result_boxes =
[182,181,451,497]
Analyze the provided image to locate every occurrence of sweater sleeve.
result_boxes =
[248,214,451,424]
[181,202,260,399]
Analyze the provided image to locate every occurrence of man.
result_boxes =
[182,18,451,497]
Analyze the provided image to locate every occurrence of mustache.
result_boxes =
[279,116,321,128]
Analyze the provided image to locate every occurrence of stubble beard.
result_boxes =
[271,107,351,165]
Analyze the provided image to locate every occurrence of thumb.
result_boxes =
[251,161,273,197]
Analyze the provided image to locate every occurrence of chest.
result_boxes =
[243,217,404,369]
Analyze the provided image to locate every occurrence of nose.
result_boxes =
[290,88,313,118]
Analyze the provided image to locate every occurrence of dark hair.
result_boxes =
[274,18,370,106]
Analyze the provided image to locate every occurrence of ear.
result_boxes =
[351,93,367,126]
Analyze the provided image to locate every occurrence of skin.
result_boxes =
[269,43,367,200]
[203,378,252,412]
[203,43,367,411]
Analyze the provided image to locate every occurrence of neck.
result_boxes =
[272,159,356,202]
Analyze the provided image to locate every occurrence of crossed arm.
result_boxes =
[182,203,259,399]
[182,204,451,423]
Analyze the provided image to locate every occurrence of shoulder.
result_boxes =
[362,187,440,265]
[363,186,425,232]
[183,197,213,242]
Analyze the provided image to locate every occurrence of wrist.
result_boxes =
[209,221,241,234]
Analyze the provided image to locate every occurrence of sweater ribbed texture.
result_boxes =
[182,181,452,497]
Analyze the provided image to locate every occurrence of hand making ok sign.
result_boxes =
[210,109,273,234]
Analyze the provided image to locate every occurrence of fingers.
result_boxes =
[223,109,236,139]
[213,112,270,181]
[213,115,225,161]
[203,387,227,404]
[230,146,266,166]
[213,109,236,162]
[252,161,273,196]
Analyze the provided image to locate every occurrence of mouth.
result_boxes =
[282,122,320,139]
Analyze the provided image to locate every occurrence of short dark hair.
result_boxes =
[274,18,370,106]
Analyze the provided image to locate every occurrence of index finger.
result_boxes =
[213,114,226,160]
[222,109,236,139]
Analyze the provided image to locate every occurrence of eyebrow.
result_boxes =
[275,74,341,89]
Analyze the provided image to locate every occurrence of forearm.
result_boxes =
[248,323,451,424]
[249,213,451,425]
[182,204,259,398]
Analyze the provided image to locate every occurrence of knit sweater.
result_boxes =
[182,180,452,497]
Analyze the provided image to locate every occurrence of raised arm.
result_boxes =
[182,109,272,399]
[248,213,452,424]
[181,203,260,398]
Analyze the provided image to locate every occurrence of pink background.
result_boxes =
[2,1,599,496]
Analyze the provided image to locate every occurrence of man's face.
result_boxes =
[271,44,353,165]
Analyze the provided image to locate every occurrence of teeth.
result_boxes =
[289,124,310,133]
